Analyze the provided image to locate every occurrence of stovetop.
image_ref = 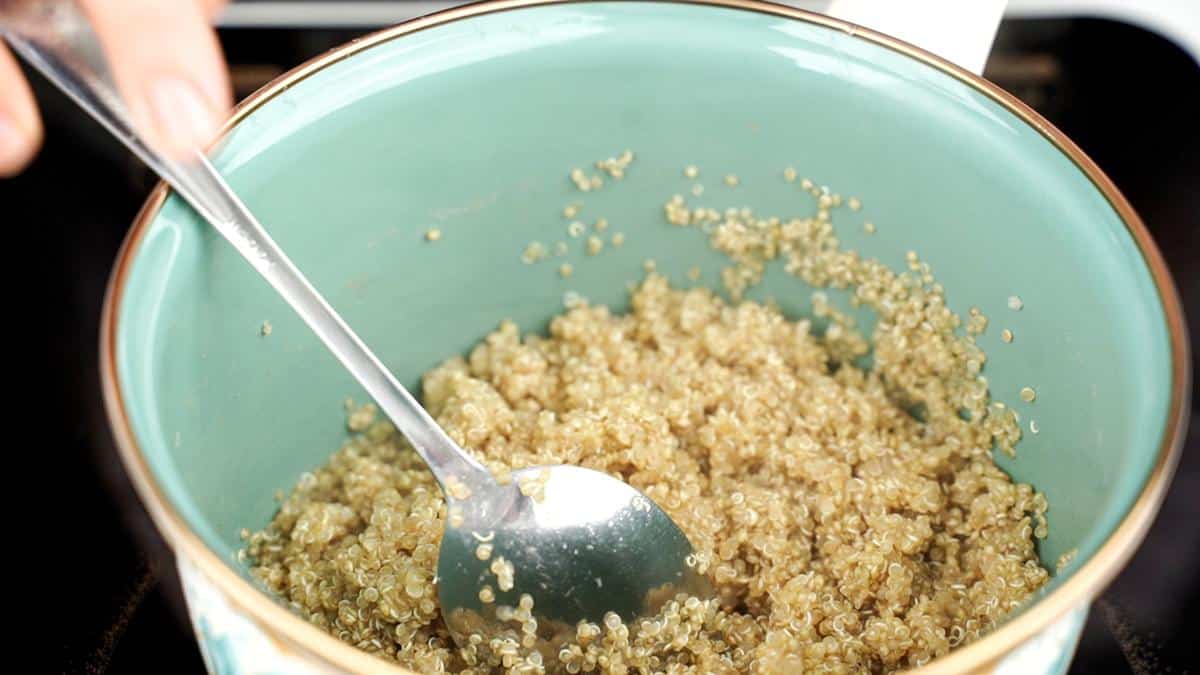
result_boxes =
[24,15,1197,675]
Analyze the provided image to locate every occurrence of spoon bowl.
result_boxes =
[437,465,711,657]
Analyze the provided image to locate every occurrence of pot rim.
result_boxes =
[100,1,1191,673]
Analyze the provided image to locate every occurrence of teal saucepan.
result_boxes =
[101,2,1189,673]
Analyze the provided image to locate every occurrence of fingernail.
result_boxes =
[147,77,221,157]
[0,115,33,176]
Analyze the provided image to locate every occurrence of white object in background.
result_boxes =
[824,0,1008,74]
[1007,0,1200,65]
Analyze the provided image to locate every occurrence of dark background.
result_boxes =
[16,15,1197,675]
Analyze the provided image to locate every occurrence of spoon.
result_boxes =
[0,1,710,663]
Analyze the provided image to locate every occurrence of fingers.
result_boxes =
[0,42,43,177]
[80,0,231,159]
[195,0,230,21]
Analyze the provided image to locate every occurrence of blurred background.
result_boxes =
[14,1,1196,673]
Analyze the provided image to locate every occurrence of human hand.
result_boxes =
[0,0,231,176]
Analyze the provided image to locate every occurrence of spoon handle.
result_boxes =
[1,1,492,489]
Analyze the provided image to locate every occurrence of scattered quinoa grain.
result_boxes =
[1020,386,1037,402]
[559,263,574,279]
[687,266,702,281]
[691,183,704,196]
[848,196,862,211]
[425,228,442,242]
[260,320,272,337]
[517,468,551,503]
[783,167,797,182]
[490,556,516,591]
[520,241,547,264]
[684,165,699,179]
[864,221,876,234]
[1008,295,1024,311]
[1030,420,1040,434]
[562,290,586,309]
[346,403,376,432]
[1001,328,1014,343]
[563,205,579,219]
[724,174,739,187]
[966,308,989,336]
[446,476,472,500]
[570,168,592,191]
[586,236,604,256]
[597,150,634,179]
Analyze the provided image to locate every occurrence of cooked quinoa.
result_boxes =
[249,174,1050,674]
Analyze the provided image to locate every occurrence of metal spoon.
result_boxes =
[0,1,710,662]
